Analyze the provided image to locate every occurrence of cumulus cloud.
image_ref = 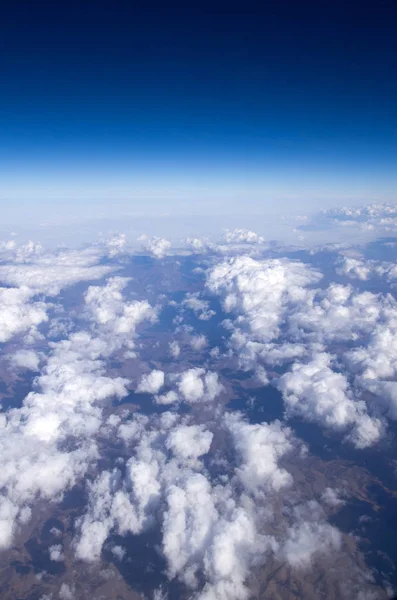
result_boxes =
[302,202,397,235]
[177,368,223,403]
[0,286,48,343]
[169,340,181,358]
[321,487,345,507]
[336,255,397,283]
[0,244,116,344]
[74,410,304,599]
[0,231,389,599]
[207,255,322,346]
[137,370,165,394]
[345,317,397,420]
[206,251,397,445]
[278,353,383,448]
[223,229,264,245]
[224,412,295,494]
[0,276,157,550]
[182,293,215,321]
[59,583,75,600]
[9,349,41,371]
[139,235,172,258]
[190,334,208,351]
[278,501,342,568]
[101,232,127,257]
[49,544,64,562]
[85,276,158,350]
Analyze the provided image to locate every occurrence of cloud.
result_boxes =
[207,255,322,346]
[165,424,213,461]
[74,411,284,598]
[49,544,64,562]
[223,229,264,245]
[0,276,157,550]
[139,235,172,258]
[74,406,347,599]
[300,202,397,235]
[0,244,116,344]
[85,276,158,348]
[336,255,397,283]
[169,341,181,358]
[278,353,383,448]
[137,370,165,394]
[9,349,41,371]
[224,412,295,494]
[177,368,223,403]
[0,286,48,343]
[345,318,397,420]
[321,487,345,507]
[59,583,75,600]
[278,508,342,568]
[182,293,215,321]
[190,334,208,351]
[101,232,127,257]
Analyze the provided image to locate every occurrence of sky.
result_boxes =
[1,0,397,226]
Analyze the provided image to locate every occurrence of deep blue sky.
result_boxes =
[1,0,396,221]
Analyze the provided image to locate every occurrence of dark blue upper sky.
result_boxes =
[1,0,396,217]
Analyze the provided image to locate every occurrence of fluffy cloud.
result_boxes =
[182,292,215,321]
[9,349,41,371]
[278,501,342,568]
[207,256,322,346]
[207,252,397,446]
[302,202,397,235]
[0,245,115,344]
[49,544,64,562]
[0,277,157,550]
[345,318,397,420]
[137,370,165,394]
[190,334,208,351]
[0,286,48,343]
[224,412,294,494]
[278,353,383,448]
[223,229,264,245]
[336,255,397,282]
[85,276,158,349]
[177,368,223,403]
[139,235,172,258]
[0,250,112,296]
[74,410,302,599]
[169,340,181,358]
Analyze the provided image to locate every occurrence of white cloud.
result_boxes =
[49,544,64,562]
[139,235,171,258]
[0,286,48,343]
[74,411,281,598]
[207,255,322,346]
[177,369,223,403]
[165,424,213,461]
[0,276,157,550]
[155,390,179,405]
[182,293,215,321]
[9,349,40,371]
[224,412,294,494]
[279,517,342,568]
[278,353,383,448]
[190,334,208,351]
[102,232,127,257]
[223,229,264,245]
[59,583,75,600]
[169,340,181,358]
[321,487,345,507]
[85,276,158,348]
[137,370,165,394]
